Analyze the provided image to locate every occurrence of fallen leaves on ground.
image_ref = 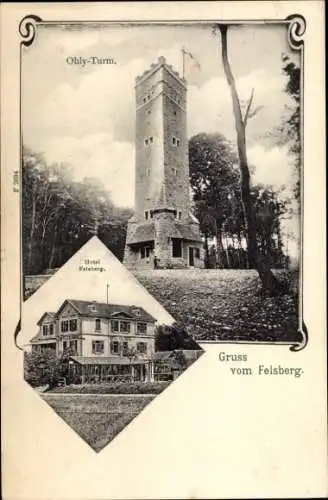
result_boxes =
[134,269,300,343]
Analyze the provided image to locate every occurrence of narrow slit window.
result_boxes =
[172,137,176,145]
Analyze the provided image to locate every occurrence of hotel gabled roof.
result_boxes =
[55,299,156,323]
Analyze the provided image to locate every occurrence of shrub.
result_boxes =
[48,381,171,394]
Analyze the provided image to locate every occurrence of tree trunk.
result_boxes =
[224,235,231,268]
[27,181,37,274]
[216,226,224,268]
[218,24,284,294]
[204,234,210,268]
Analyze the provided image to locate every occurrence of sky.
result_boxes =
[22,22,300,257]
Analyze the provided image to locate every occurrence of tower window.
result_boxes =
[172,137,176,145]
[178,211,182,220]
[144,136,154,147]
[147,110,151,115]
[147,168,150,176]
[140,246,151,259]
[143,97,147,103]
[145,211,149,220]
[172,238,182,258]
[173,110,177,115]
[176,139,180,147]
[173,168,177,176]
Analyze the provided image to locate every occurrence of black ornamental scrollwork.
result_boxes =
[286,15,306,51]
[19,15,42,47]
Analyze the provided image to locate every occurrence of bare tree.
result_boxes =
[216,24,284,294]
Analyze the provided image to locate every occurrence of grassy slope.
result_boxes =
[134,269,299,342]
[43,393,155,452]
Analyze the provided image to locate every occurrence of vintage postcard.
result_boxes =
[1,1,327,499]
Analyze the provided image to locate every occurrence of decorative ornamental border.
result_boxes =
[15,15,307,352]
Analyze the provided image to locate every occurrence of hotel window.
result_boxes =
[63,340,68,351]
[70,340,78,353]
[111,320,119,332]
[42,325,48,336]
[122,342,129,355]
[137,342,147,354]
[137,322,147,334]
[111,341,119,354]
[95,318,101,331]
[92,340,104,354]
[120,321,131,333]
[49,324,54,336]
[69,319,77,332]
[172,238,182,258]
[61,320,69,332]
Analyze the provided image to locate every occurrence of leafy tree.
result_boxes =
[215,24,286,294]
[280,54,301,200]
[189,134,287,270]
[251,184,287,267]
[24,350,64,388]
[171,350,188,368]
[155,323,201,351]
[22,147,133,279]
[189,132,239,267]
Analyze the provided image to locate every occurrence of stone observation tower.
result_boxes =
[123,56,203,270]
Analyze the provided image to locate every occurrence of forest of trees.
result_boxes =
[23,146,132,276]
[189,132,290,270]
